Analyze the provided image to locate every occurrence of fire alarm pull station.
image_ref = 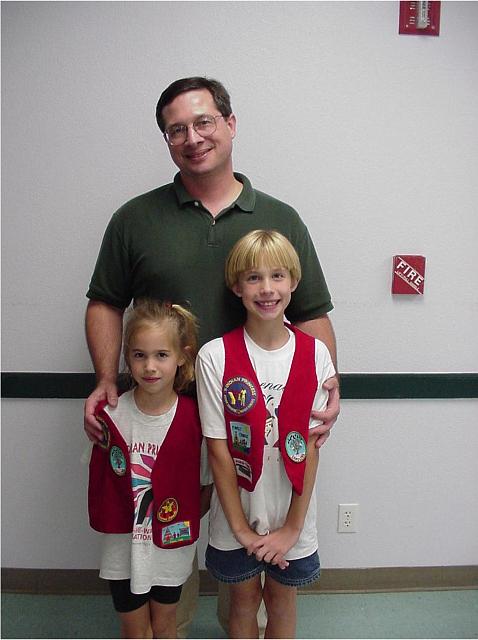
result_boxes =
[392,255,426,295]
[399,1,441,36]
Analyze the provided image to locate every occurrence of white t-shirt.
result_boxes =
[196,328,335,561]
[97,390,205,593]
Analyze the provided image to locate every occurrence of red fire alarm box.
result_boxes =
[392,255,426,295]
[399,1,441,36]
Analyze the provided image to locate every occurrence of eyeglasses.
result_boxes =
[164,114,225,146]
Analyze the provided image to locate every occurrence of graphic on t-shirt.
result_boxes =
[265,410,274,444]
[260,381,285,407]
[261,382,285,443]
[263,402,280,451]
[131,454,156,526]
[230,421,251,453]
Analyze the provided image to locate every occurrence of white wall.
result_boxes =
[2,398,477,569]
[2,1,477,570]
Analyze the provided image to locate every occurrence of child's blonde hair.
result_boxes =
[225,229,302,289]
[123,299,198,393]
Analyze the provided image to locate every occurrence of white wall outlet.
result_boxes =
[337,503,359,533]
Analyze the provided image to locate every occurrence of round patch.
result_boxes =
[109,446,127,476]
[96,416,110,450]
[285,431,307,463]
[157,498,179,523]
[223,376,257,415]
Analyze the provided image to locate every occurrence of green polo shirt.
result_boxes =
[87,173,333,347]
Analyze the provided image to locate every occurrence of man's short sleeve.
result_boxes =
[286,224,333,323]
[86,210,132,309]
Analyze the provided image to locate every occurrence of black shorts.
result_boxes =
[109,579,183,613]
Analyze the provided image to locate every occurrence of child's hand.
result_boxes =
[248,524,301,568]
[247,533,290,570]
[235,527,264,552]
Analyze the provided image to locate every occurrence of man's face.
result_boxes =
[161,89,236,180]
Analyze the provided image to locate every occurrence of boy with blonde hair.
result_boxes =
[196,230,335,638]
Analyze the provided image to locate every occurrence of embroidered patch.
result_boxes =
[233,457,253,482]
[161,521,192,545]
[110,446,127,476]
[223,377,257,415]
[230,422,251,453]
[285,431,307,463]
[96,416,110,450]
[157,498,179,523]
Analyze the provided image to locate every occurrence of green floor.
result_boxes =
[2,590,477,639]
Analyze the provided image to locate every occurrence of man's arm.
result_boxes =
[84,300,125,442]
[294,314,340,448]
[294,314,337,367]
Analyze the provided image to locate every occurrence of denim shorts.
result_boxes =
[205,544,320,587]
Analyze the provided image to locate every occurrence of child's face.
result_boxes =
[232,264,298,322]
[126,322,185,400]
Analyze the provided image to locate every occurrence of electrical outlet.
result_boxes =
[337,503,359,533]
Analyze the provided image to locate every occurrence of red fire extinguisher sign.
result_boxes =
[392,255,426,295]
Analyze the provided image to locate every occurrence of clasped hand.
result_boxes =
[237,525,301,571]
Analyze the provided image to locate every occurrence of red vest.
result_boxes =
[88,394,202,549]
[222,325,317,496]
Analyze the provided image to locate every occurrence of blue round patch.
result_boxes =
[285,431,307,463]
[110,445,127,476]
[223,377,257,415]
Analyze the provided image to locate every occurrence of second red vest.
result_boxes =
[222,325,317,495]
[88,394,202,549]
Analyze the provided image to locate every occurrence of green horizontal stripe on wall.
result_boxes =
[2,372,477,399]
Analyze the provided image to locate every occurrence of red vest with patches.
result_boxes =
[88,394,201,549]
[222,325,317,496]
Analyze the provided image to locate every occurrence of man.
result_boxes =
[84,77,339,637]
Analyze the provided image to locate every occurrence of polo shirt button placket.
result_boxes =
[207,214,217,246]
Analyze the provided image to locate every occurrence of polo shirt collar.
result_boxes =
[173,172,255,212]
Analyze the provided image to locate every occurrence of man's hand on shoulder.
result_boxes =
[309,375,340,449]
[84,381,118,443]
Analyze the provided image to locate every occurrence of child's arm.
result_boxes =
[206,437,261,547]
[249,433,320,565]
[207,437,289,570]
